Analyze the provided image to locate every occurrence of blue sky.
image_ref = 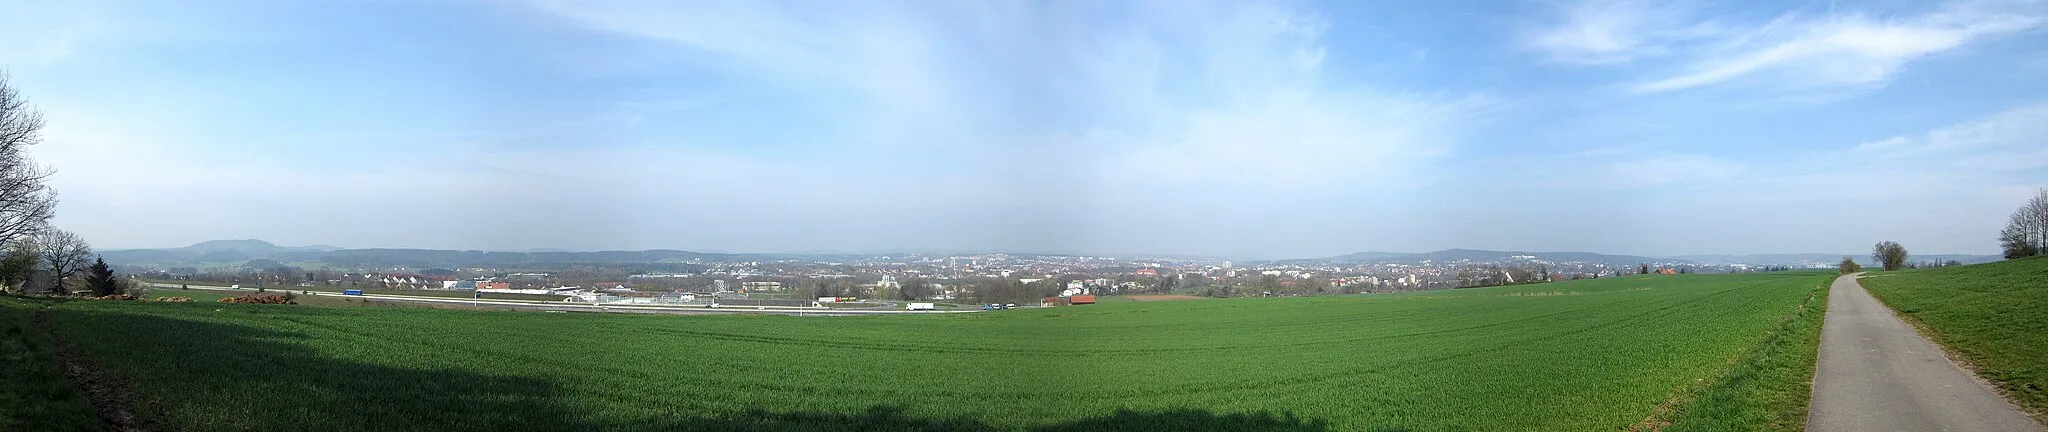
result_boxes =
[4,0,2047,258]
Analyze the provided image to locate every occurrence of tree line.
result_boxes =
[1856,189,2046,274]
[0,74,126,297]
[2002,190,2048,259]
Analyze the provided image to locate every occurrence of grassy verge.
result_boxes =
[1660,275,1830,431]
[0,296,99,432]
[1858,256,2048,418]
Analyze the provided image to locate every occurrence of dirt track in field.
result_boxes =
[33,304,144,432]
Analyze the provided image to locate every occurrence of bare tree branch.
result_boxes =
[0,73,57,248]
[37,228,91,294]
[2002,189,2048,259]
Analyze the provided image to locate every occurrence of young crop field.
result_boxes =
[1858,256,2048,418]
[23,272,1830,431]
[0,297,100,432]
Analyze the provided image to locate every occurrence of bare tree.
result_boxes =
[37,229,91,294]
[0,74,58,249]
[1838,256,1861,274]
[2002,190,2048,259]
[2002,222,2038,260]
[1872,241,1908,272]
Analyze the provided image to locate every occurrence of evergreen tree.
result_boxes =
[85,256,118,296]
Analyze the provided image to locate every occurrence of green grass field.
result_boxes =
[15,272,1830,431]
[1858,256,2048,417]
[0,297,100,432]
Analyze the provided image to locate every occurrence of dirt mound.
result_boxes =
[219,294,296,304]
[1125,295,1203,301]
[153,297,192,303]
[91,294,138,301]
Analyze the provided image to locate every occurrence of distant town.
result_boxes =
[107,240,1998,306]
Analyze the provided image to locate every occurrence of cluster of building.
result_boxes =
[150,249,1807,304]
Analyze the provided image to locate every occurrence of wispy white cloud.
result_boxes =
[1468,101,2048,254]
[1853,136,1913,152]
[1634,2,2045,93]
[1524,0,1725,65]
[1489,101,2048,197]
[1527,0,2046,94]
[1841,103,2048,159]
[1850,101,2048,171]
[28,0,1500,253]
[23,0,2033,256]
[1922,102,2048,150]
[528,0,1498,197]
[1704,101,2048,203]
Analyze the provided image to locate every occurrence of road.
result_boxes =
[1807,274,2042,432]
[144,283,972,316]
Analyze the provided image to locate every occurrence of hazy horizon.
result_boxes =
[9,0,2047,257]
[103,238,2008,262]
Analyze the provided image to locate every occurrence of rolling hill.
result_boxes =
[1674,253,2001,266]
[98,240,867,269]
[1300,249,1681,266]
